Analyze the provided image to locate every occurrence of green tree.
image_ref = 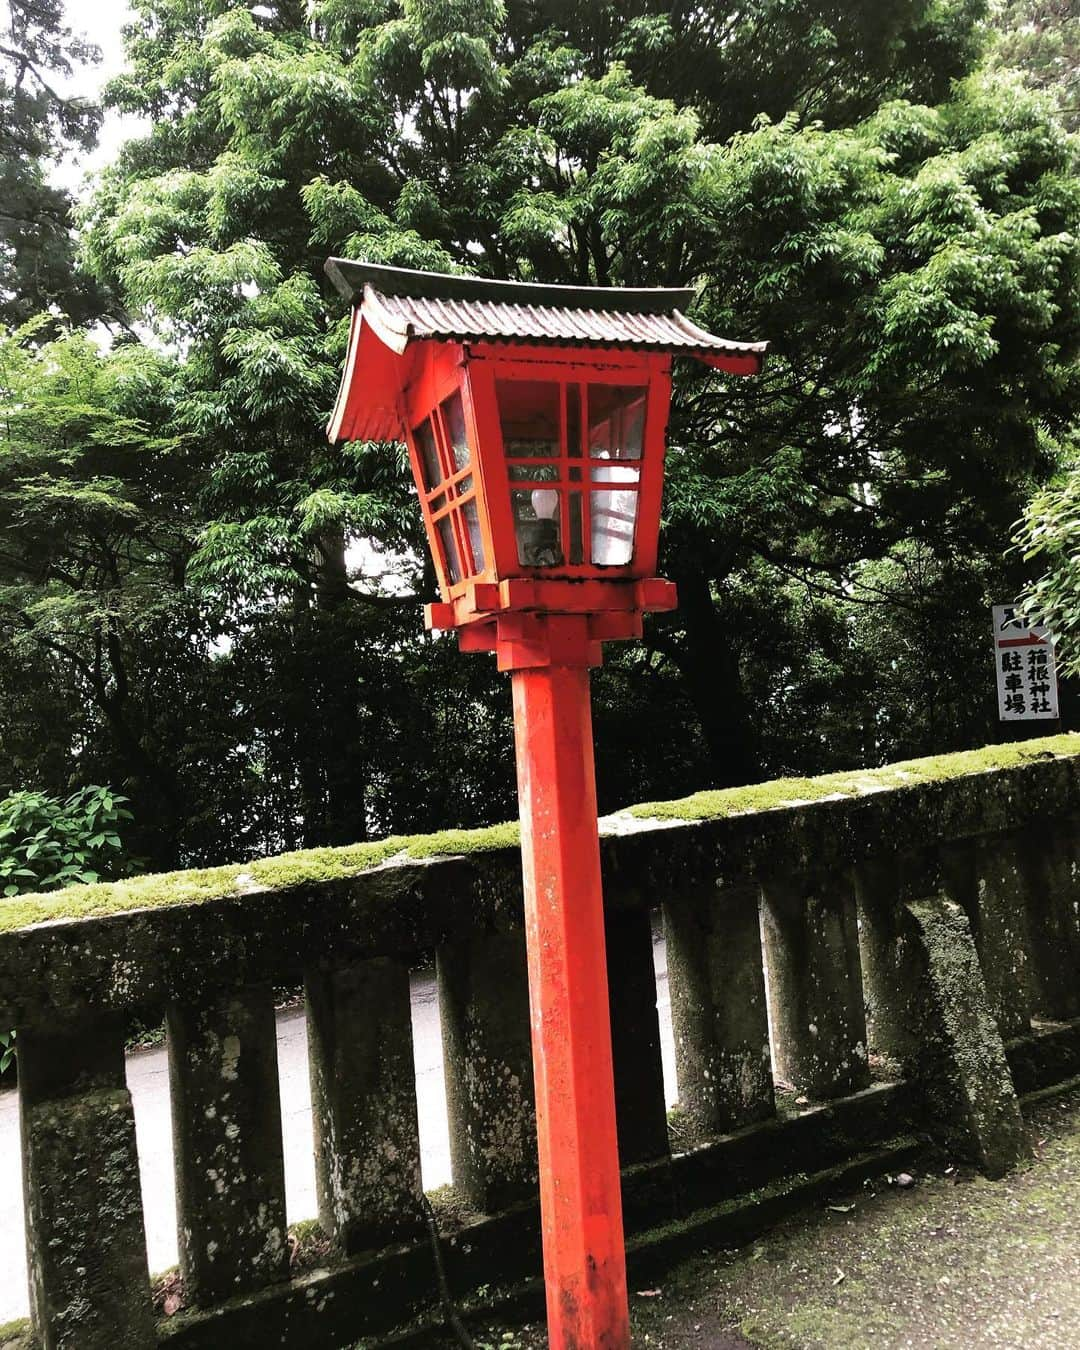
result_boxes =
[0,783,135,896]
[0,780,136,1073]
[0,322,210,862]
[0,318,522,861]
[0,1,109,325]
[991,0,1080,130]
[653,70,1080,775]
[72,0,1080,829]
[1014,457,1080,671]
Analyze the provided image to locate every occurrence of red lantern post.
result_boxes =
[327,261,766,1349]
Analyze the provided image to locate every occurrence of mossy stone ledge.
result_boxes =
[3,734,1080,1349]
[0,732,1075,939]
[1,734,1079,1033]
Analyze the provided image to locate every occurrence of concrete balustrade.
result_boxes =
[166,984,289,1306]
[306,956,424,1250]
[18,1015,154,1349]
[0,735,1079,1348]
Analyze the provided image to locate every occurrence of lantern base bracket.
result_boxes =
[459,613,599,672]
[425,577,676,671]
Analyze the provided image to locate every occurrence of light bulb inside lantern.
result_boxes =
[531,488,559,520]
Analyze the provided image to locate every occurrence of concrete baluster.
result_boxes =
[437,926,537,1212]
[901,895,1030,1178]
[663,883,774,1135]
[942,835,1033,1039]
[605,906,670,1164]
[760,870,870,1099]
[854,849,942,1072]
[19,1014,155,1349]
[1021,819,1080,1021]
[854,853,912,1069]
[306,957,423,1251]
[167,983,289,1307]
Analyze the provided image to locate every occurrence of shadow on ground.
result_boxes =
[428,1080,1080,1350]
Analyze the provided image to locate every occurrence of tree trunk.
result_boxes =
[668,569,761,788]
[99,695,183,869]
[310,526,368,846]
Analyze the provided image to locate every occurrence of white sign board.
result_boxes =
[992,605,1059,721]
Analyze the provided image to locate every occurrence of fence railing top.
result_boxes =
[618,734,1080,824]
[1,733,1078,1027]
[3,734,1078,940]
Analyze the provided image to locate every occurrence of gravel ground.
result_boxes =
[444,1080,1080,1350]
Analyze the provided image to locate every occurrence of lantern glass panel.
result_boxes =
[497,379,560,458]
[442,391,472,472]
[413,402,486,586]
[588,386,645,459]
[496,376,649,570]
[498,379,563,567]
[436,514,462,583]
[416,417,442,489]
[462,498,485,572]
[512,488,562,567]
[588,385,644,565]
[509,461,559,482]
[589,480,638,565]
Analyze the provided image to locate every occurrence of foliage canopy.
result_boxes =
[0,0,1077,863]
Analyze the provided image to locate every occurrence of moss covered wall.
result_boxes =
[1,733,1078,1029]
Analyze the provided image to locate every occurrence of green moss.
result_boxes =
[0,819,521,936]
[426,1183,482,1232]
[1,733,1077,937]
[0,1320,29,1349]
[404,822,520,861]
[287,1218,333,1271]
[627,732,1080,822]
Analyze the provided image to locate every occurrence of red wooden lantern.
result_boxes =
[327,259,766,1350]
[328,260,764,667]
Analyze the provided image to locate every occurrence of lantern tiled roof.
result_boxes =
[326,259,766,442]
[326,259,766,360]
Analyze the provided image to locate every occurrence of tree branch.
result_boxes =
[0,43,92,114]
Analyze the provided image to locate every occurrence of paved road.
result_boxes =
[0,941,674,1322]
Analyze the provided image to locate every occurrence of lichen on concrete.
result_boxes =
[22,1082,155,1346]
[2,735,1076,937]
[438,930,538,1212]
[900,895,1030,1177]
[0,820,522,935]
[626,733,1080,823]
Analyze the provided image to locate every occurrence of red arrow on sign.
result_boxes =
[997,633,1048,648]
